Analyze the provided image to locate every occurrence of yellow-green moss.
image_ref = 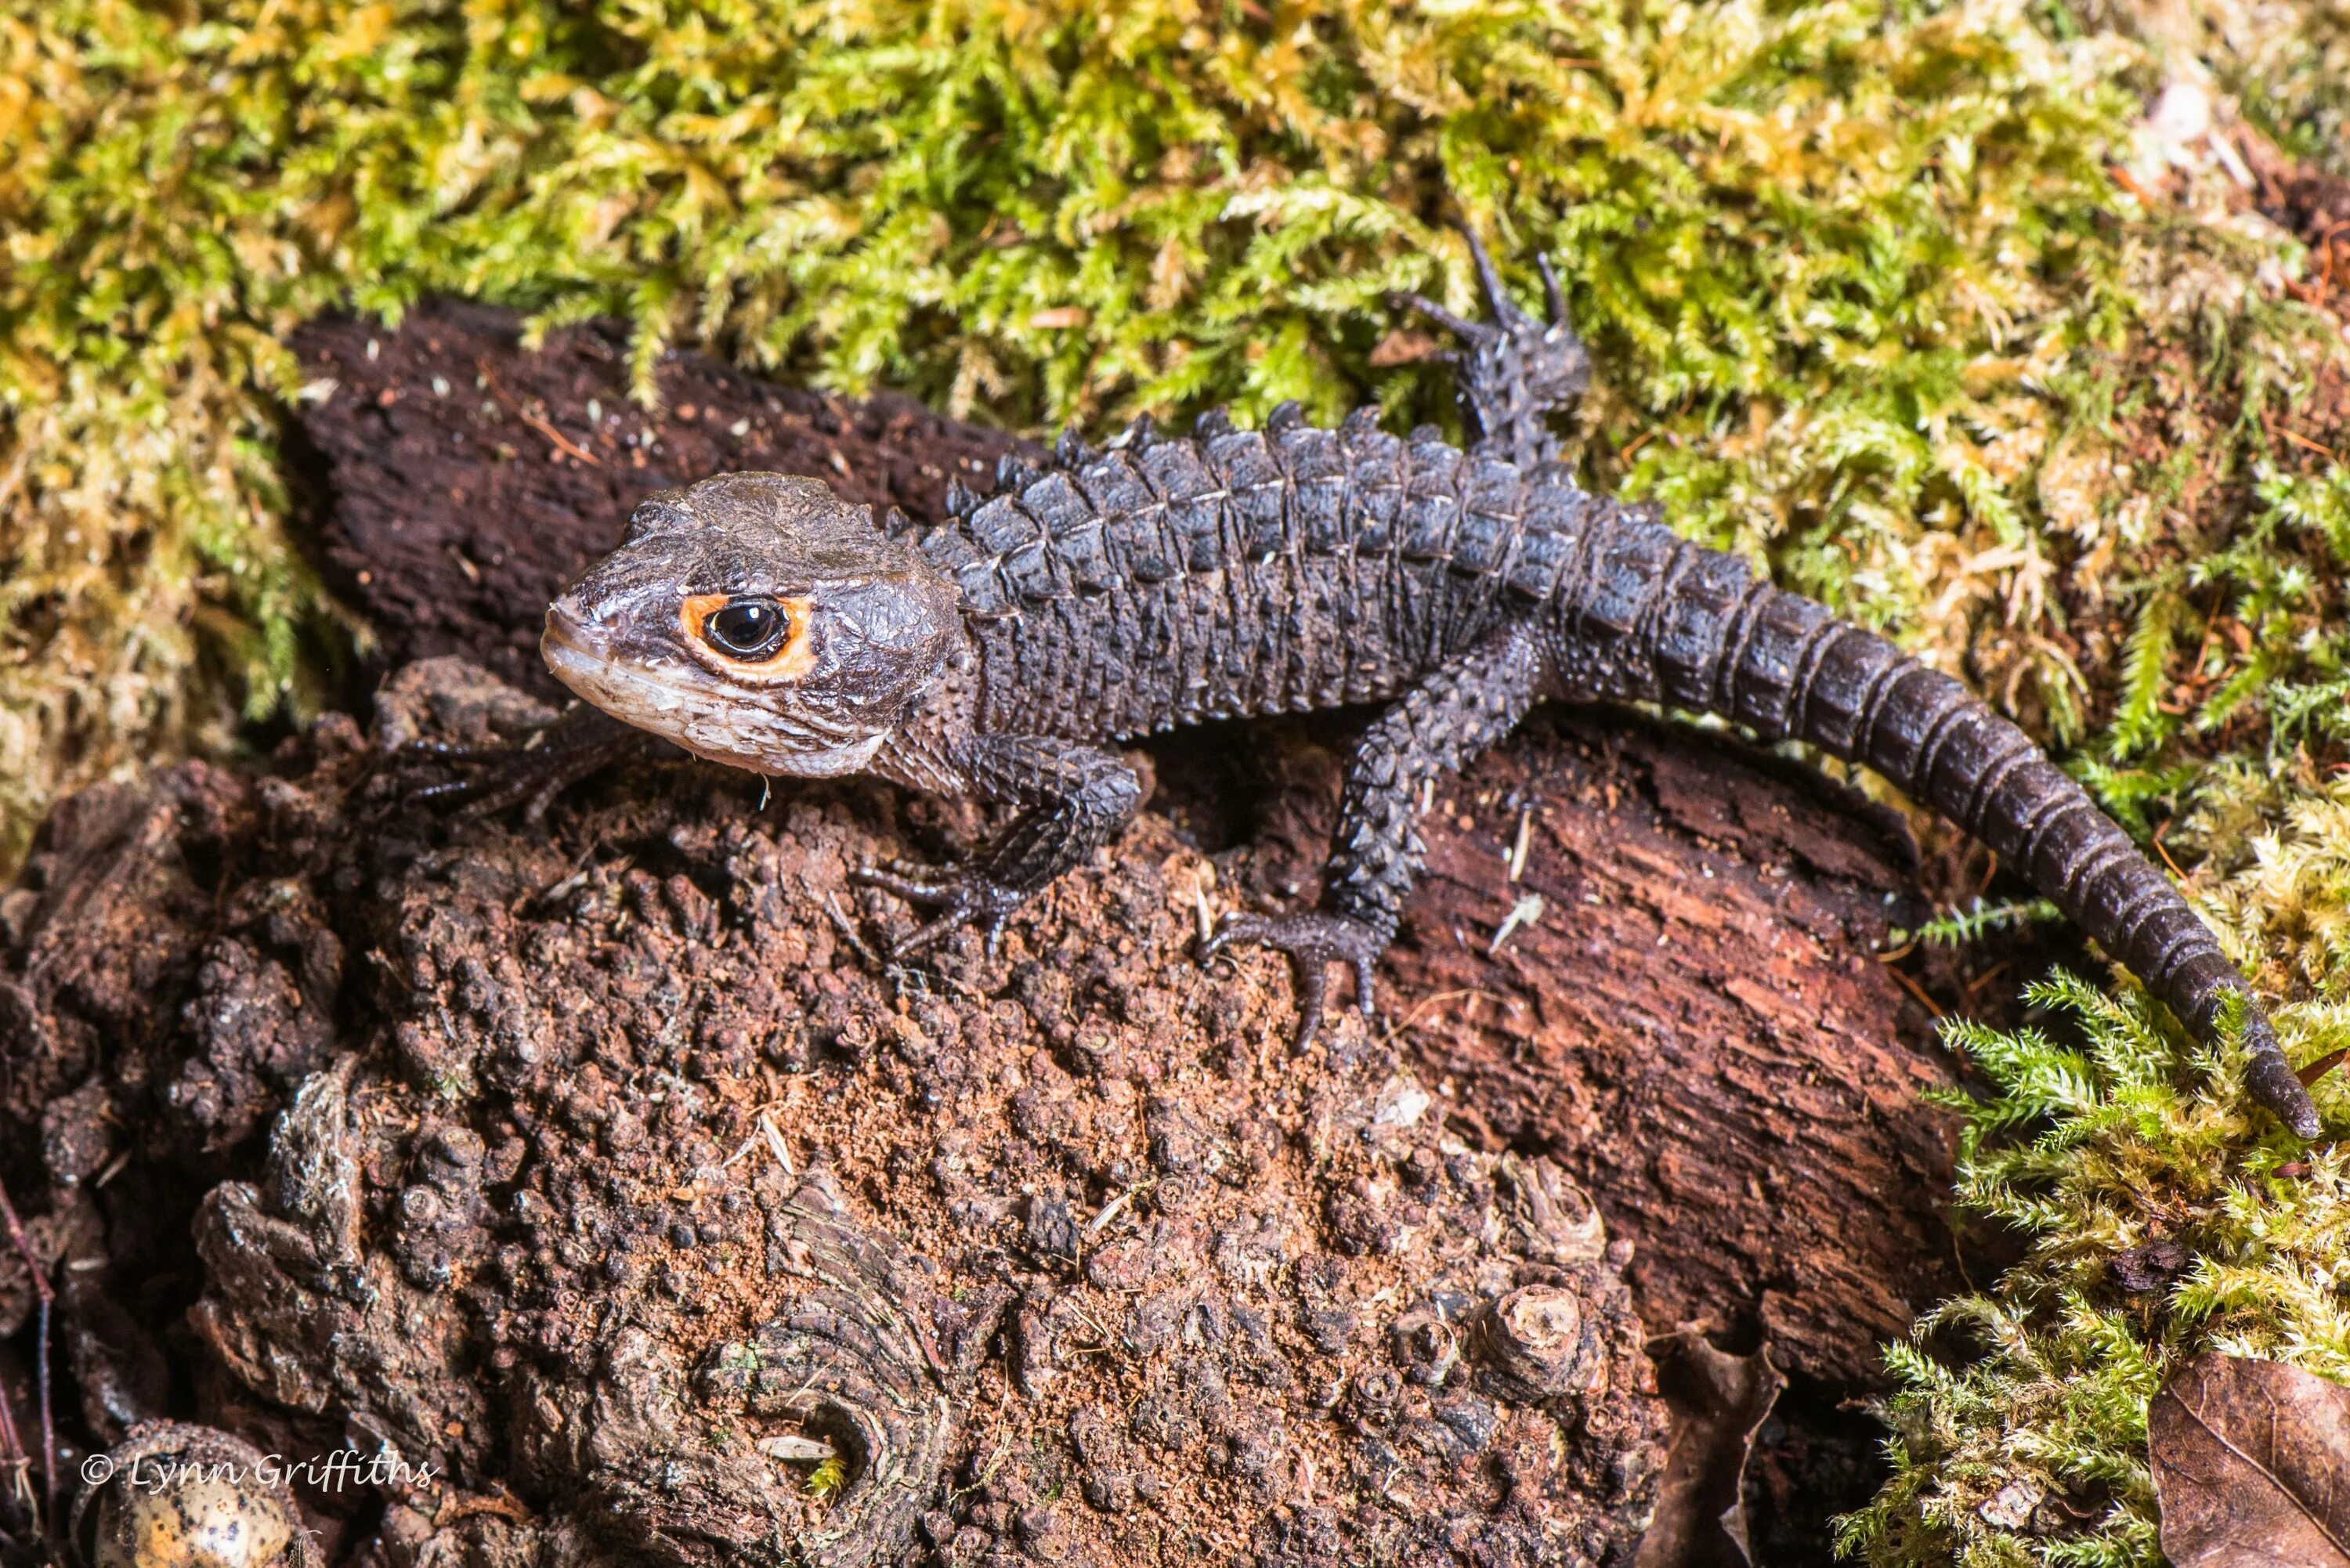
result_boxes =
[6,3,2350,1563]
[0,0,2147,863]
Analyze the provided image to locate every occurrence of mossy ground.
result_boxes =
[4,1,2348,1562]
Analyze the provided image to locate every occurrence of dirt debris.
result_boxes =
[6,661,1670,1566]
[0,308,1985,1565]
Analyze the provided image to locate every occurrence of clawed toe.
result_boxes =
[1199,909,1386,1049]
[888,910,969,960]
[387,707,642,823]
[852,863,954,904]
[1394,228,1590,471]
[1461,227,1538,330]
[391,736,489,764]
[1393,291,1492,347]
[1396,231,1573,340]
[855,864,1029,961]
[397,754,573,822]
[1535,251,1567,325]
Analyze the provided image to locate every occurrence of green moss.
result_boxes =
[1837,245,2350,1559]
[1837,969,2350,1567]
[5,3,2350,1563]
[2,0,2146,863]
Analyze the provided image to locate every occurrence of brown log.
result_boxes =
[1394,717,1961,1381]
[1196,700,1964,1388]
[0,305,1972,1565]
[289,291,1964,1395]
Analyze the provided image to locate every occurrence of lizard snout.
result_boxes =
[544,592,631,645]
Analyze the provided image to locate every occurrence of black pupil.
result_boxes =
[707,598,783,656]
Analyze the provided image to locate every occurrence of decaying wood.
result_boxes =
[0,305,1983,1564]
[1373,717,1966,1384]
[285,303,1966,1390]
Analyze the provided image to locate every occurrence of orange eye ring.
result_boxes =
[682,593,817,678]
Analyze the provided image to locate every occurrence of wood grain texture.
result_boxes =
[1262,711,1966,1386]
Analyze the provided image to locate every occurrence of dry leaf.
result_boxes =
[1368,327,1439,367]
[2150,1352,2350,1568]
[1635,1327,1784,1568]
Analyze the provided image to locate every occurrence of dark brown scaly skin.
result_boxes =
[491,234,2319,1139]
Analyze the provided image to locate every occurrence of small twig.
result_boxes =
[822,891,881,968]
[2151,817,2186,881]
[1086,1186,1140,1238]
[1885,964,1945,1021]
[1970,849,2001,903]
[1962,958,2014,1001]
[475,356,600,465]
[1488,892,1545,957]
[0,1340,25,1521]
[761,1111,797,1176]
[0,1177,53,1529]
[2280,426,2340,464]
[2106,162,2156,205]
[434,1483,539,1528]
[1380,986,1517,1046]
[515,406,600,465]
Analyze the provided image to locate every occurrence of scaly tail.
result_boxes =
[1577,522,2321,1137]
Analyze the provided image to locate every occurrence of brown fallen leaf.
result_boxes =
[1368,327,1440,367]
[1635,1327,1784,1568]
[2150,1352,2350,1568]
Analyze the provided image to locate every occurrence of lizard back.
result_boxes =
[910,409,1643,740]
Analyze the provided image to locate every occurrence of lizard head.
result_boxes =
[542,472,960,778]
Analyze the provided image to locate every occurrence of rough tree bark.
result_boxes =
[0,306,1974,1568]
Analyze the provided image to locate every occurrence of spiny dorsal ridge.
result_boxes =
[1340,405,1382,437]
[1054,426,1094,468]
[1194,407,1235,441]
[1266,399,1306,434]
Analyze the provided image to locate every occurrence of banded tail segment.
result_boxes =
[1578,516,2320,1137]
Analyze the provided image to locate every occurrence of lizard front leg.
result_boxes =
[857,734,1143,958]
[399,703,647,822]
[1204,625,1547,1048]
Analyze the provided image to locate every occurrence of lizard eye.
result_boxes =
[702,596,790,659]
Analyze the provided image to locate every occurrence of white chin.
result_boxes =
[729,730,889,779]
[544,644,887,780]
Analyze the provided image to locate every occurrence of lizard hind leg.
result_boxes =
[1201,625,1548,1050]
[1391,226,1592,470]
